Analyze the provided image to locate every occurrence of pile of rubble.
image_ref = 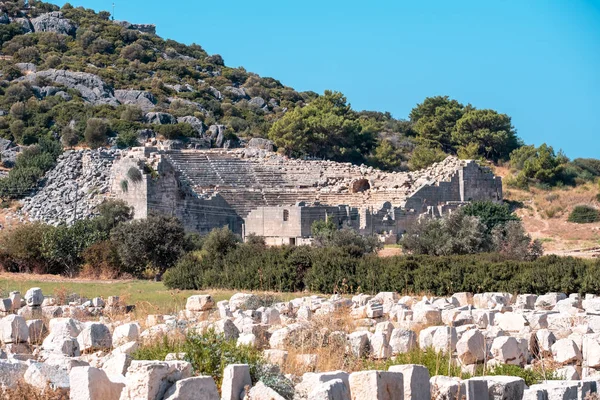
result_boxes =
[3,288,600,399]
[20,149,119,225]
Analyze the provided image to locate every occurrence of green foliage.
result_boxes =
[0,222,54,273]
[132,330,265,389]
[155,123,196,139]
[567,205,600,224]
[408,145,447,170]
[110,213,186,276]
[509,144,568,188]
[462,201,520,233]
[0,137,62,199]
[486,364,560,387]
[84,118,108,149]
[126,166,142,182]
[268,91,375,164]
[370,347,464,378]
[410,95,464,152]
[115,130,139,149]
[452,109,520,162]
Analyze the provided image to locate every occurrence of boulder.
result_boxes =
[114,89,156,111]
[349,371,403,400]
[186,295,215,312]
[25,287,44,307]
[163,376,219,400]
[491,336,523,366]
[388,364,430,400]
[347,331,370,358]
[230,293,261,312]
[552,338,582,365]
[221,364,252,400]
[248,138,274,152]
[0,315,28,344]
[112,323,140,347]
[119,360,192,400]
[469,376,525,400]
[0,359,28,389]
[31,12,76,35]
[27,319,45,345]
[456,329,485,365]
[77,323,112,353]
[145,112,177,125]
[308,378,350,400]
[70,366,125,400]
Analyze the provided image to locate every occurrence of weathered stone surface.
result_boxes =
[249,381,286,400]
[70,366,125,400]
[115,89,156,111]
[77,323,112,353]
[186,295,215,312]
[119,360,192,400]
[348,370,403,400]
[25,287,44,306]
[230,293,261,312]
[20,69,118,106]
[0,360,28,389]
[163,376,219,400]
[388,364,430,400]
[221,364,252,400]
[0,315,28,344]
[112,323,140,347]
[146,112,177,125]
[308,378,350,400]
[389,329,417,355]
[552,338,582,365]
[31,12,76,35]
[469,376,525,400]
[24,362,69,391]
[456,329,485,365]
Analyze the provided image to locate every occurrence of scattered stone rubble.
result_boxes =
[2,288,600,399]
[21,149,119,225]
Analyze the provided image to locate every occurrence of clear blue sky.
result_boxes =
[61,0,600,159]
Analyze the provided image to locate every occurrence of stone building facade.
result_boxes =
[22,146,503,245]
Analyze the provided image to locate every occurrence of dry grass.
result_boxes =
[0,382,68,400]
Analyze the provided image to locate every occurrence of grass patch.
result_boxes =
[0,274,303,315]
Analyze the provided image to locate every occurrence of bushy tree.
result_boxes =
[491,220,543,261]
[110,213,186,276]
[408,145,447,170]
[509,144,568,187]
[461,201,520,233]
[268,91,375,163]
[410,96,465,152]
[452,109,520,162]
[84,118,108,149]
[0,222,54,273]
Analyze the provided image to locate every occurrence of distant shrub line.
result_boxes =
[164,245,600,296]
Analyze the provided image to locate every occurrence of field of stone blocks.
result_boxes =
[2,287,600,399]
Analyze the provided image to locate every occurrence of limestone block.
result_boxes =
[515,294,537,310]
[112,323,140,347]
[495,312,529,332]
[389,329,417,355]
[261,307,281,325]
[25,287,43,307]
[0,314,28,344]
[229,293,261,312]
[431,326,458,354]
[348,370,403,400]
[0,359,28,389]
[102,352,132,376]
[388,364,430,400]
[469,376,525,400]
[24,362,69,391]
[119,360,192,400]
[536,293,567,310]
[163,376,219,400]
[456,329,485,365]
[491,336,523,366]
[369,332,391,359]
[308,378,350,400]
[186,295,215,312]
[552,338,583,365]
[77,323,112,353]
[375,321,394,337]
[533,329,556,358]
[26,319,45,345]
[0,298,11,312]
[419,326,438,349]
[430,375,463,400]
[451,292,473,307]
[221,364,252,400]
[295,371,350,399]
[9,291,21,311]
[214,319,240,341]
[298,305,312,322]
[263,349,288,367]
[462,378,488,400]
[366,303,383,318]
[70,366,125,400]
[413,306,442,326]
[583,334,600,368]
[248,381,286,400]
[347,331,369,358]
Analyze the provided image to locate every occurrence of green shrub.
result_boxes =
[568,205,600,224]
[84,118,108,149]
[486,364,560,386]
[126,167,142,182]
[132,330,264,389]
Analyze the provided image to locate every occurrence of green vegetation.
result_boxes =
[132,330,293,398]
[400,203,541,261]
[567,205,600,224]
